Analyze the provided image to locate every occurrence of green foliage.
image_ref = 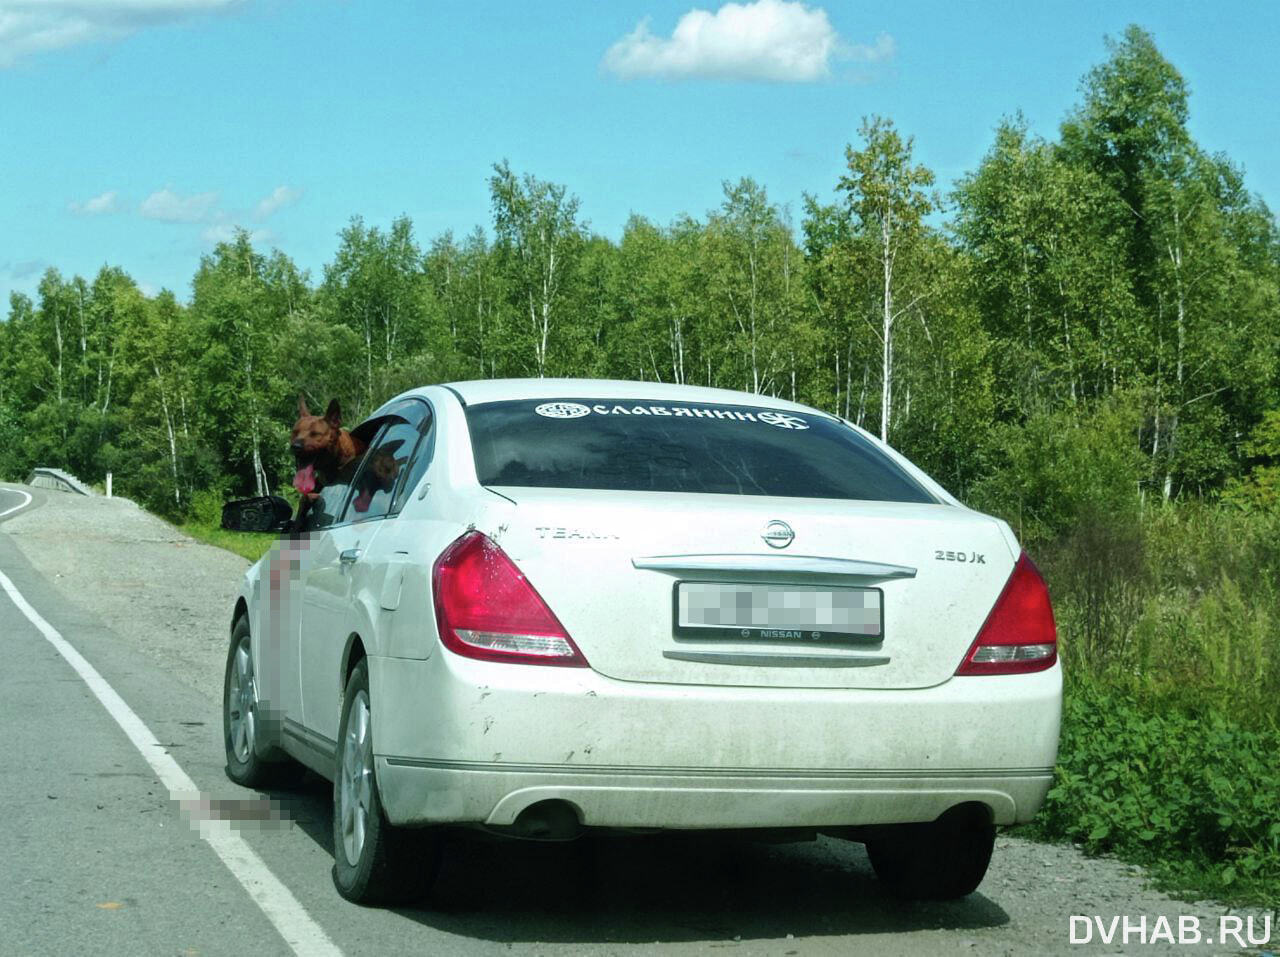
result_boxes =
[1224,465,1280,512]
[1044,503,1280,722]
[1038,676,1280,907]
[1242,406,1280,460]
[969,394,1147,544]
[839,115,935,240]
[1026,501,1280,906]
[1223,410,1280,511]
[321,216,434,406]
[701,178,809,395]
[827,116,939,444]
[488,160,587,377]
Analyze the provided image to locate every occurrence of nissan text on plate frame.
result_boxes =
[221,378,1062,905]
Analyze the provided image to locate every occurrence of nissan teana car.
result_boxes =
[221,378,1061,904]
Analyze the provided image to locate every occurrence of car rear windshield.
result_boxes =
[464,399,935,503]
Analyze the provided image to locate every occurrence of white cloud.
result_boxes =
[848,31,895,63]
[201,221,272,245]
[0,0,244,68]
[139,187,218,222]
[69,189,120,215]
[603,0,886,83]
[253,184,303,220]
[2,258,45,280]
[136,184,289,241]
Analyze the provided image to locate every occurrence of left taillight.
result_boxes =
[955,553,1058,676]
[432,530,588,667]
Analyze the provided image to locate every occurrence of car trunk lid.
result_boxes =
[489,488,1015,690]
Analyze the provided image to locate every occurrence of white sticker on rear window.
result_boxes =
[545,402,808,430]
[757,411,809,430]
[534,401,591,419]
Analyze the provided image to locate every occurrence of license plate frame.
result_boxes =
[673,580,884,644]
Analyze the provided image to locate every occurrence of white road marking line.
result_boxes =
[0,488,32,518]
[0,569,342,957]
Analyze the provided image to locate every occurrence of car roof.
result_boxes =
[426,378,829,417]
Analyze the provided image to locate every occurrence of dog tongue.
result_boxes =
[293,463,316,495]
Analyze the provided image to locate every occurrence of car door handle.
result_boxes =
[339,548,362,565]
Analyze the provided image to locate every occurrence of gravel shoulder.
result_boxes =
[1,481,1275,956]
[1,483,249,703]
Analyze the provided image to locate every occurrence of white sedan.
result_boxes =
[221,378,1061,905]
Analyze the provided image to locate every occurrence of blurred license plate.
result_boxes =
[675,582,883,643]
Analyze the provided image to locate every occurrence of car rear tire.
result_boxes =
[223,616,300,788]
[866,806,996,900]
[331,659,442,905]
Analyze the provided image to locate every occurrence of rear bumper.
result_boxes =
[376,760,1052,828]
[368,653,1061,830]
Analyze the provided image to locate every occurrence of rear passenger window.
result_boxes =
[341,419,420,523]
[389,408,434,515]
[303,453,364,531]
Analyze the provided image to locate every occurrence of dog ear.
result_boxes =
[325,398,342,429]
[298,394,310,419]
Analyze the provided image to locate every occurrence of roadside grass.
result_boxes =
[180,521,277,563]
[177,486,295,563]
[1028,503,1280,910]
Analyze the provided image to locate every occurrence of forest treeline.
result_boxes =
[1,25,1277,535]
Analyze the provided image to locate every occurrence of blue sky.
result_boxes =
[2,0,1277,308]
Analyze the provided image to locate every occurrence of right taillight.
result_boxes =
[955,553,1057,676]
[432,530,588,667]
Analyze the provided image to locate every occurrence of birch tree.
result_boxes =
[117,290,191,508]
[191,231,292,498]
[323,216,428,404]
[1061,25,1279,497]
[614,215,700,384]
[838,117,935,442]
[702,178,802,396]
[953,120,1138,416]
[489,160,585,377]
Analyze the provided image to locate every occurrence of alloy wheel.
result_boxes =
[227,637,257,763]
[338,690,374,866]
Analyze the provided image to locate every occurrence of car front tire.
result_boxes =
[866,806,996,900]
[223,615,298,788]
[331,659,441,905]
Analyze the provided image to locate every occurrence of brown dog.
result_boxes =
[289,397,368,521]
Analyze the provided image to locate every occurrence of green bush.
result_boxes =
[1038,676,1280,907]
[969,394,1147,545]
[1025,502,1280,908]
[1223,409,1280,513]
[189,487,229,527]
[1042,503,1280,731]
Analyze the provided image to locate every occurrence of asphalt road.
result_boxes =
[0,483,1272,957]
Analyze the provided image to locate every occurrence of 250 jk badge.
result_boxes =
[936,549,986,564]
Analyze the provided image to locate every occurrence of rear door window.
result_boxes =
[464,399,935,503]
[388,407,435,514]
[339,418,421,523]
[303,443,373,531]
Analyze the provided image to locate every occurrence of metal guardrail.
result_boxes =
[26,467,95,496]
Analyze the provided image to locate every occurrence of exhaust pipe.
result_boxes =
[489,800,582,841]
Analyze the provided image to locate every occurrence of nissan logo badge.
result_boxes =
[762,520,795,549]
